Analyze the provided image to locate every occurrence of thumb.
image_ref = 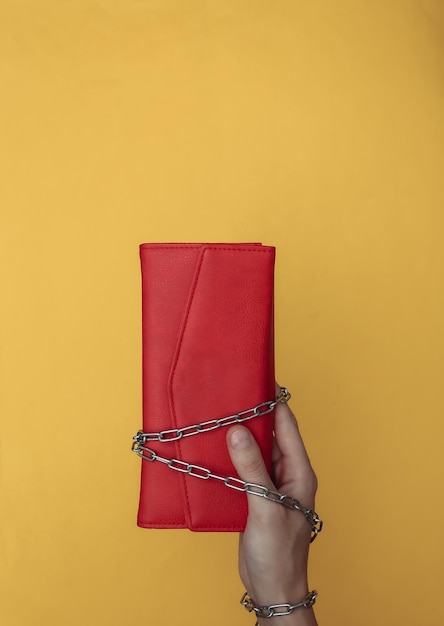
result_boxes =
[226,426,275,492]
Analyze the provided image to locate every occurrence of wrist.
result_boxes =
[247,577,310,608]
[256,608,317,626]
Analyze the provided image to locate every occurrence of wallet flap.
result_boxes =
[168,245,276,530]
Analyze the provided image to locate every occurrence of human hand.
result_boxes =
[226,385,319,625]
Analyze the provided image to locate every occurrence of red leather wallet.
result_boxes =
[135,243,276,531]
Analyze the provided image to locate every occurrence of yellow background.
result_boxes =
[1,1,443,624]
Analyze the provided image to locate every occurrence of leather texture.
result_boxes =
[137,243,276,531]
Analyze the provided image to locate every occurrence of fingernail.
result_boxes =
[230,428,251,450]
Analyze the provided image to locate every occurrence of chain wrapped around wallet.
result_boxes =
[132,243,322,536]
[132,386,322,540]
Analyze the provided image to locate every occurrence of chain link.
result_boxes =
[132,388,291,447]
[131,387,323,541]
[241,590,318,618]
[133,443,322,542]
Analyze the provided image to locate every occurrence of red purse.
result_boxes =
[133,243,277,531]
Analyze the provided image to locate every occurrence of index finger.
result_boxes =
[273,383,315,475]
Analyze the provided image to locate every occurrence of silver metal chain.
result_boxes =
[132,388,323,541]
[134,443,322,541]
[241,590,318,619]
[132,388,291,446]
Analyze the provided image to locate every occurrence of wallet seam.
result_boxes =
[141,245,273,253]
[168,246,208,530]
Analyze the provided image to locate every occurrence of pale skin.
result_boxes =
[226,385,319,626]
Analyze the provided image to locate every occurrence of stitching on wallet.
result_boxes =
[204,247,272,253]
[142,246,273,253]
[139,519,241,529]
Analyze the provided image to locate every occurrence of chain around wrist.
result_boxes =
[241,590,317,619]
